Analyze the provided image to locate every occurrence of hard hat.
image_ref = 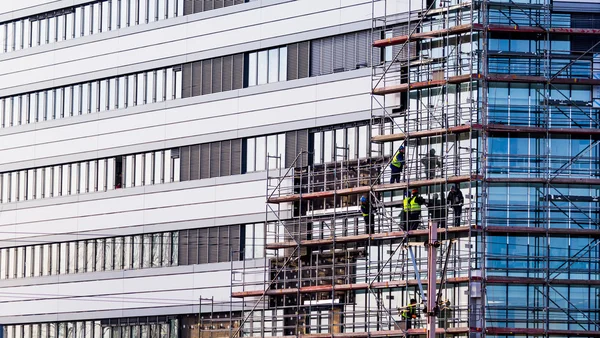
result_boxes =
[411,188,419,194]
[360,196,367,203]
[399,145,405,151]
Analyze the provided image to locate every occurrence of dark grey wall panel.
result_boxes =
[311,30,374,77]
[180,139,242,181]
[182,64,193,98]
[185,0,244,14]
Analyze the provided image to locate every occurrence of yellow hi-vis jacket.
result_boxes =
[391,150,405,168]
[403,196,422,212]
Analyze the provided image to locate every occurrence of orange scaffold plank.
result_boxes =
[231,277,471,298]
[267,174,481,204]
[373,124,600,143]
[265,225,476,250]
[371,124,481,143]
[264,327,472,338]
[374,73,600,96]
[233,276,598,299]
[373,23,600,48]
[372,74,480,95]
[267,225,600,251]
[373,23,476,47]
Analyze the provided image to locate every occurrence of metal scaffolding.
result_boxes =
[196,0,600,337]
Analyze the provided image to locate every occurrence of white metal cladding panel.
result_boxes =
[0,0,61,16]
[0,0,396,94]
[0,179,266,244]
[0,268,238,318]
[0,75,371,169]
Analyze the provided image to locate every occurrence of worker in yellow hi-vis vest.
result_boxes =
[400,299,419,330]
[390,145,405,184]
[407,188,426,230]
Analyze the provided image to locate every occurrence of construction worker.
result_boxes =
[427,193,447,228]
[421,148,441,180]
[400,298,419,330]
[447,185,464,227]
[360,195,375,234]
[408,188,426,230]
[400,192,410,231]
[390,145,405,184]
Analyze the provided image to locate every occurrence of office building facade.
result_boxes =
[0,0,599,337]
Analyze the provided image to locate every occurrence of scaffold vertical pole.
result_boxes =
[426,221,438,338]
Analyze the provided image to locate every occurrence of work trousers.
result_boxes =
[364,215,375,234]
[423,167,436,180]
[408,211,421,230]
[390,164,403,184]
[452,206,462,227]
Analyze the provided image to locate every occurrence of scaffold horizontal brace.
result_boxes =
[487,124,600,136]
[485,177,600,185]
[486,327,600,336]
[486,276,600,286]
[371,124,481,143]
[266,225,476,250]
[232,277,472,298]
[373,23,600,48]
[233,276,591,299]
[262,327,472,338]
[373,74,600,96]
[267,175,480,203]
[487,226,600,237]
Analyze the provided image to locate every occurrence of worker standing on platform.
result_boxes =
[400,192,410,231]
[421,148,441,180]
[400,298,419,330]
[360,195,375,234]
[390,145,406,184]
[408,188,426,230]
[447,185,464,227]
[427,193,447,228]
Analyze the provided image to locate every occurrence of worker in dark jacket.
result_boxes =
[361,195,375,234]
[421,148,441,180]
[390,145,406,184]
[447,185,464,227]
